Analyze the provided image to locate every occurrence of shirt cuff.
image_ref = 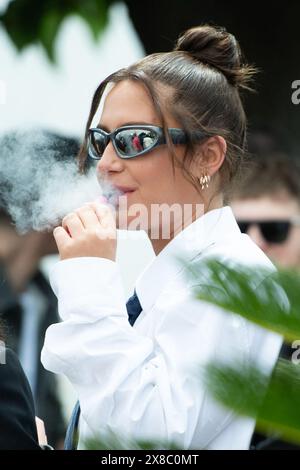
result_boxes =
[50,257,127,322]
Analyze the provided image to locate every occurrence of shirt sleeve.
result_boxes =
[41,258,165,445]
[41,257,282,449]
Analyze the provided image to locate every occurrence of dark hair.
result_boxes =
[229,131,300,201]
[78,24,256,197]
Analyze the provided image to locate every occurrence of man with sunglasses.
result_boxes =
[230,131,300,449]
[230,136,300,269]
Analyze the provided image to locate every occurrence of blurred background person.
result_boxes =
[230,130,300,449]
[230,131,300,270]
[0,131,80,448]
[0,320,50,449]
[0,322,40,450]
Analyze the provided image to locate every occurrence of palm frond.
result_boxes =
[203,358,300,445]
[183,257,300,342]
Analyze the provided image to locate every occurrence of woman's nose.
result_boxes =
[96,141,124,174]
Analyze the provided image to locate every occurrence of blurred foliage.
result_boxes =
[187,259,300,445]
[85,430,180,450]
[0,0,115,61]
[186,258,300,343]
[204,359,300,446]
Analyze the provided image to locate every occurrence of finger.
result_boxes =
[95,225,117,240]
[62,212,85,238]
[35,417,48,446]
[76,205,100,229]
[91,201,116,229]
[53,226,70,251]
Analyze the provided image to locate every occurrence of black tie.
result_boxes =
[126,289,143,326]
[64,290,143,450]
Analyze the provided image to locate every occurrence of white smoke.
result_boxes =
[0,129,118,233]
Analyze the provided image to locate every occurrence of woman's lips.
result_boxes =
[105,188,136,207]
[119,190,135,202]
[122,190,135,195]
[114,186,136,194]
[113,186,137,199]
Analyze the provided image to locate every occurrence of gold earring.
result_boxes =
[199,172,211,190]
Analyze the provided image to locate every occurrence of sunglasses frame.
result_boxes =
[87,125,207,160]
[237,218,300,244]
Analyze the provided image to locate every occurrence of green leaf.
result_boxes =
[76,1,109,40]
[84,429,180,450]
[183,258,300,342]
[39,8,65,62]
[203,359,300,445]
[0,0,113,62]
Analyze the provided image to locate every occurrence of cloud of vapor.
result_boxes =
[0,129,113,233]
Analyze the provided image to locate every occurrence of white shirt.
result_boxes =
[41,206,282,449]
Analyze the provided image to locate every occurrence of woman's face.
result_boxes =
[95,80,204,239]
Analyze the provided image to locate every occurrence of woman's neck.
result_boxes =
[149,196,223,255]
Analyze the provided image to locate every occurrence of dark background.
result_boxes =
[126,0,299,152]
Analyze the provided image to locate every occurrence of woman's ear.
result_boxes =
[194,136,227,177]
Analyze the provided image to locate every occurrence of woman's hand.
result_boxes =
[53,200,117,261]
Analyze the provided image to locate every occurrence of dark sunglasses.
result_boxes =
[237,219,300,244]
[87,125,207,160]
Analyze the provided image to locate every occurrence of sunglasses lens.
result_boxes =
[238,220,291,243]
[115,129,158,157]
[88,131,107,160]
[260,222,290,243]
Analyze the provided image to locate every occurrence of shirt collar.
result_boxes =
[135,206,241,313]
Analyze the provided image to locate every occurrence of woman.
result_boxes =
[41,25,282,449]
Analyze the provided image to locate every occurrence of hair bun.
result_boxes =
[174,25,256,89]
